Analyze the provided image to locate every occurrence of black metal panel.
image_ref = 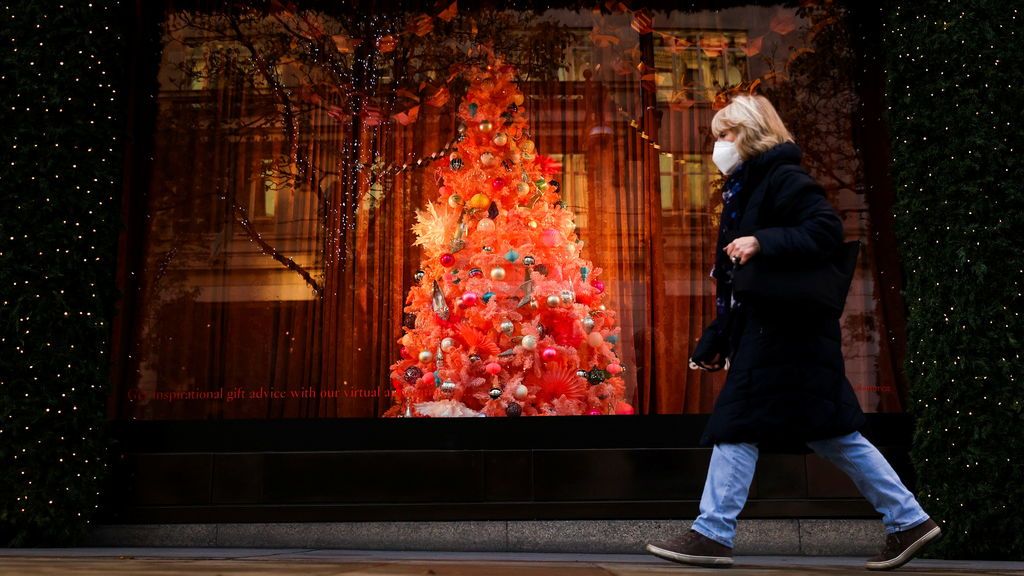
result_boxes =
[129,454,213,507]
[100,415,910,523]
[483,450,533,502]
[107,414,910,452]
[806,452,862,498]
[212,454,263,504]
[261,452,485,504]
[110,498,879,524]
[752,454,808,499]
[533,449,710,501]
[109,416,714,452]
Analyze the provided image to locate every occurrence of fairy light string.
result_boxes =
[882,0,1023,557]
[1,0,123,545]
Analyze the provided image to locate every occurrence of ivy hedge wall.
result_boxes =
[0,0,1021,558]
[0,1,124,545]
[883,0,1024,560]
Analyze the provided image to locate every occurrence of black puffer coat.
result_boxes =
[700,142,865,448]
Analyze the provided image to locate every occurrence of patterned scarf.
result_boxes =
[711,166,747,316]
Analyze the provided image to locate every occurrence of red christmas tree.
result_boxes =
[387,60,633,417]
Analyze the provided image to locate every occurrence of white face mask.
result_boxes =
[712,141,742,175]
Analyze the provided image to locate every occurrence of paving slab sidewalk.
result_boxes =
[0,549,1022,575]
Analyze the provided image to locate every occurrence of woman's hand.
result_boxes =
[725,236,761,266]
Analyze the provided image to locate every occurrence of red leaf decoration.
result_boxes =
[392,105,420,126]
[743,35,764,57]
[437,1,457,22]
[630,9,653,35]
[770,11,798,36]
[534,154,562,177]
[530,363,587,405]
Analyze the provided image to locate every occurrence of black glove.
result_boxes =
[690,316,730,372]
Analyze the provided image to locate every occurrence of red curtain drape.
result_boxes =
[113,4,905,419]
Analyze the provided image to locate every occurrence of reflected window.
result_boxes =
[113,2,906,419]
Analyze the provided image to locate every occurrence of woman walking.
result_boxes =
[645,95,940,571]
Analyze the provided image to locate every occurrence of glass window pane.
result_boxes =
[114,3,905,419]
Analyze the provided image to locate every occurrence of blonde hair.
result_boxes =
[710,95,794,160]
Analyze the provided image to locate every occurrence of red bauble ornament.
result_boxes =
[461,291,479,307]
[541,347,558,362]
[420,371,435,386]
[541,229,560,247]
[485,362,502,375]
[591,279,606,293]
[607,363,623,375]
[492,177,506,191]
[440,253,456,267]
[614,402,634,415]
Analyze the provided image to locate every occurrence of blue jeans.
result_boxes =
[691,431,930,548]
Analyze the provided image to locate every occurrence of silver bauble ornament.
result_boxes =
[491,267,506,281]
[582,317,596,332]
[523,255,536,266]
[418,350,434,363]
[414,270,425,282]
[560,290,574,304]
[469,354,481,363]
[546,295,561,308]
[440,381,457,395]
[441,338,455,351]
[521,335,538,350]
[514,384,529,400]
[449,152,463,170]
[489,388,502,400]
[500,320,514,335]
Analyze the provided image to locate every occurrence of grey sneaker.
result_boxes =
[645,529,734,567]
[866,518,942,571]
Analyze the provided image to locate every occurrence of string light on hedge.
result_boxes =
[883,0,1024,551]
[1,0,120,543]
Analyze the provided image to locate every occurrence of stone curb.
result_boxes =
[87,519,883,555]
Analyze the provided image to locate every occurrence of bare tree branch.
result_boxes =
[232,201,322,295]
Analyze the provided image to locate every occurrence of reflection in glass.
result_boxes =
[115,2,904,419]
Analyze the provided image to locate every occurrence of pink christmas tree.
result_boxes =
[386,59,633,417]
